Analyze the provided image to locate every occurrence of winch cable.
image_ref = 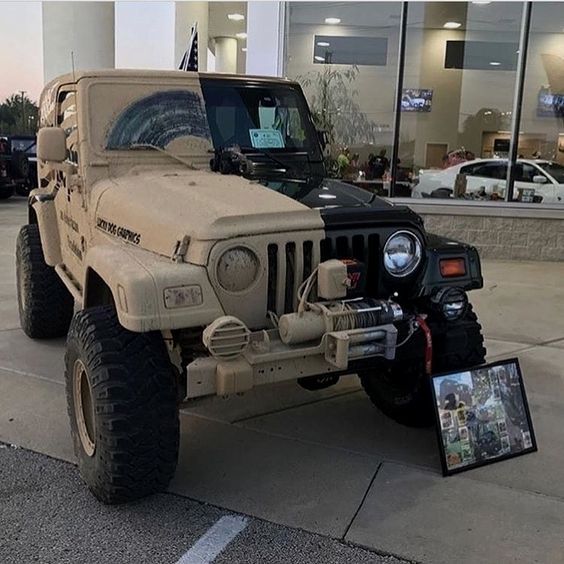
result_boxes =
[267,310,280,328]
[297,267,319,314]
[330,303,420,349]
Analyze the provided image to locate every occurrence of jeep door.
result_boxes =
[54,88,87,279]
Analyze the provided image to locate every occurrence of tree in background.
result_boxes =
[0,93,39,135]
[296,65,379,148]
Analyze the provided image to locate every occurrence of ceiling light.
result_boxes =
[314,55,325,62]
[317,41,330,47]
[472,1,491,4]
[443,21,462,29]
[227,13,245,21]
[325,17,341,24]
[319,194,337,199]
[489,61,501,66]
[236,32,247,39]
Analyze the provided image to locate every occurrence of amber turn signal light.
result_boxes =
[439,258,466,277]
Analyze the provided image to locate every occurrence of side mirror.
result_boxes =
[37,127,67,162]
[532,175,547,184]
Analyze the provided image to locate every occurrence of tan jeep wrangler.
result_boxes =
[16,69,485,504]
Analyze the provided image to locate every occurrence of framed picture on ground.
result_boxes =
[430,358,537,476]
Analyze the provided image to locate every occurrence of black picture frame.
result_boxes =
[430,358,537,476]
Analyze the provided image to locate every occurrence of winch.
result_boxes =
[278,297,404,345]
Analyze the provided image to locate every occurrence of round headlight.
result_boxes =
[383,231,422,277]
[216,246,260,292]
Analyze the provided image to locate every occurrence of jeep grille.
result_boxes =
[266,233,382,316]
[320,232,381,294]
[267,241,314,316]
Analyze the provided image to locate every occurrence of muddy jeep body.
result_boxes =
[17,70,485,503]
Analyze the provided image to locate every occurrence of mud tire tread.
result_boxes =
[16,224,73,338]
[360,305,486,427]
[65,305,179,504]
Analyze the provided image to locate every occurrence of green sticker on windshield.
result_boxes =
[249,129,284,149]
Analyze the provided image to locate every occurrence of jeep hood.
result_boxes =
[92,169,324,258]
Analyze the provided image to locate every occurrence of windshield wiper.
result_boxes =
[239,146,315,180]
[129,143,197,170]
[239,146,290,172]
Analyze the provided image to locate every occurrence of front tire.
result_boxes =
[65,305,180,504]
[16,224,74,338]
[359,305,486,427]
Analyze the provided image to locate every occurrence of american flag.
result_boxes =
[179,21,198,71]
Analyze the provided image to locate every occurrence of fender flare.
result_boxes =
[84,244,224,332]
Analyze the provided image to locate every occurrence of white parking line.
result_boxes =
[175,515,249,564]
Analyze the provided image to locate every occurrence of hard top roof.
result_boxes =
[43,68,297,92]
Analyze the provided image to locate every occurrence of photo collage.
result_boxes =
[432,360,536,474]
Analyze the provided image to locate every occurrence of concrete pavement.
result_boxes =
[1,196,564,563]
[1,445,407,564]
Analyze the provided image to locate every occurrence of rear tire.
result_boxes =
[16,224,74,338]
[65,305,180,504]
[359,305,486,427]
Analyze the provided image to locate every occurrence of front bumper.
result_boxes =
[184,322,400,399]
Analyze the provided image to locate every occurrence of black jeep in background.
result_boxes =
[0,135,37,200]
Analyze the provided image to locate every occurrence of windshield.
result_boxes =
[105,89,212,152]
[537,162,564,183]
[200,81,319,157]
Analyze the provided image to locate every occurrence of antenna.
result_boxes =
[71,51,76,80]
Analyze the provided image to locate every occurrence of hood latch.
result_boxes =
[172,235,190,263]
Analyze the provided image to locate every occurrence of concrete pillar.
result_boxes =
[214,37,238,74]
[246,1,283,76]
[42,2,115,83]
[175,1,208,71]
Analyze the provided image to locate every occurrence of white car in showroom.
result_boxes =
[412,159,564,204]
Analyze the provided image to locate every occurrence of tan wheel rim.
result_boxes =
[73,359,96,457]
[18,267,27,312]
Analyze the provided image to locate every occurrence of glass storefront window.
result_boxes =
[401,2,524,200]
[516,2,564,205]
[285,1,564,206]
[285,2,400,185]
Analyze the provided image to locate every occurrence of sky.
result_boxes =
[0,1,176,103]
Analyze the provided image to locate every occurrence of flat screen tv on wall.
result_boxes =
[401,89,433,112]
[537,88,564,117]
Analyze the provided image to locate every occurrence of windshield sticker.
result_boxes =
[249,129,285,149]
[106,90,211,150]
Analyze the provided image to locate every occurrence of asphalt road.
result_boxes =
[0,443,410,564]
